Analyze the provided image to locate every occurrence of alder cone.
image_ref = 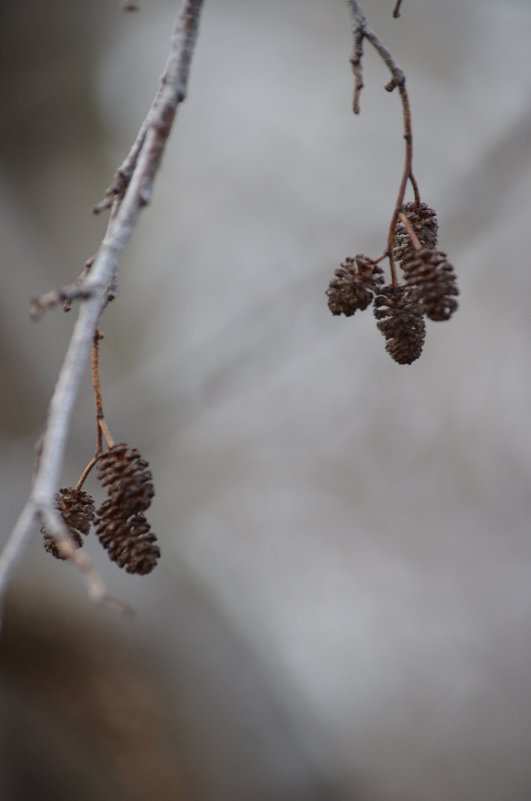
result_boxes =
[96,443,159,574]
[405,248,459,322]
[41,487,95,560]
[327,255,384,317]
[95,500,160,575]
[373,285,426,365]
[393,201,438,275]
[97,443,154,516]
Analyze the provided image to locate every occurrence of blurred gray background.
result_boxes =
[1,1,531,799]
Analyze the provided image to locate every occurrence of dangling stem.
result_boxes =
[91,330,114,450]
[99,418,115,449]
[386,82,414,285]
[398,210,422,250]
[75,454,100,490]
[409,171,421,206]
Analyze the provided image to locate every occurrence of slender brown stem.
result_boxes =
[387,83,414,285]
[91,330,115,448]
[373,249,390,265]
[91,331,104,452]
[398,211,422,249]
[99,419,115,449]
[409,170,421,206]
[393,0,403,18]
[75,454,100,490]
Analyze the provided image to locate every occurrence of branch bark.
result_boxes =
[0,0,204,616]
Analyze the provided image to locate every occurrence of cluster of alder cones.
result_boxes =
[41,443,160,575]
[326,202,458,364]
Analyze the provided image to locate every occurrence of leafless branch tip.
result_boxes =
[0,0,205,612]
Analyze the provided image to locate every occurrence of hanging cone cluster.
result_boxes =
[325,199,459,365]
[393,202,438,274]
[405,248,459,322]
[373,285,426,365]
[327,255,384,317]
[41,487,95,560]
[95,444,160,575]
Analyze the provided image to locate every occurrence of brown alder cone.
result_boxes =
[327,255,384,316]
[405,248,459,321]
[95,444,160,574]
[95,501,160,575]
[393,201,439,275]
[97,443,154,516]
[41,487,95,560]
[373,285,426,364]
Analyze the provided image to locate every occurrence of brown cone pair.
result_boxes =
[41,444,160,575]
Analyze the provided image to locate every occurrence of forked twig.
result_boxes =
[0,0,205,615]
[345,0,417,284]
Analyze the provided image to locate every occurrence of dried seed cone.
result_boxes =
[373,285,426,365]
[393,202,438,275]
[41,487,95,560]
[405,248,459,321]
[96,443,159,574]
[96,501,160,575]
[97,443,154,516]
[327,255,384,317]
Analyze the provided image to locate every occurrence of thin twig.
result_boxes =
[75,454,100,491]
[30,284,95,320]
[99,419,115,449]
[0,0,205,613]
[386,81,413,284]
[345,0,417,285]
[409,169,421,207]
[91,331,105,453]
[398,210,422,249]
[393,0,403,19]
[351,26,365,115]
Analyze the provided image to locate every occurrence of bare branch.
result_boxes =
[0,0,205,612]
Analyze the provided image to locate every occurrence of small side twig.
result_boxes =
[75,454,100,491]
[30,284,96,320]
[0,0,205,614]
[393,0,403,18]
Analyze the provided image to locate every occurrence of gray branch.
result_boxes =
[0,0,205,615]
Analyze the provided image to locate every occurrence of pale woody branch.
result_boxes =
[0,0,204,616]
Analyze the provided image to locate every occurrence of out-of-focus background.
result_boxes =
[1,1,531,799]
